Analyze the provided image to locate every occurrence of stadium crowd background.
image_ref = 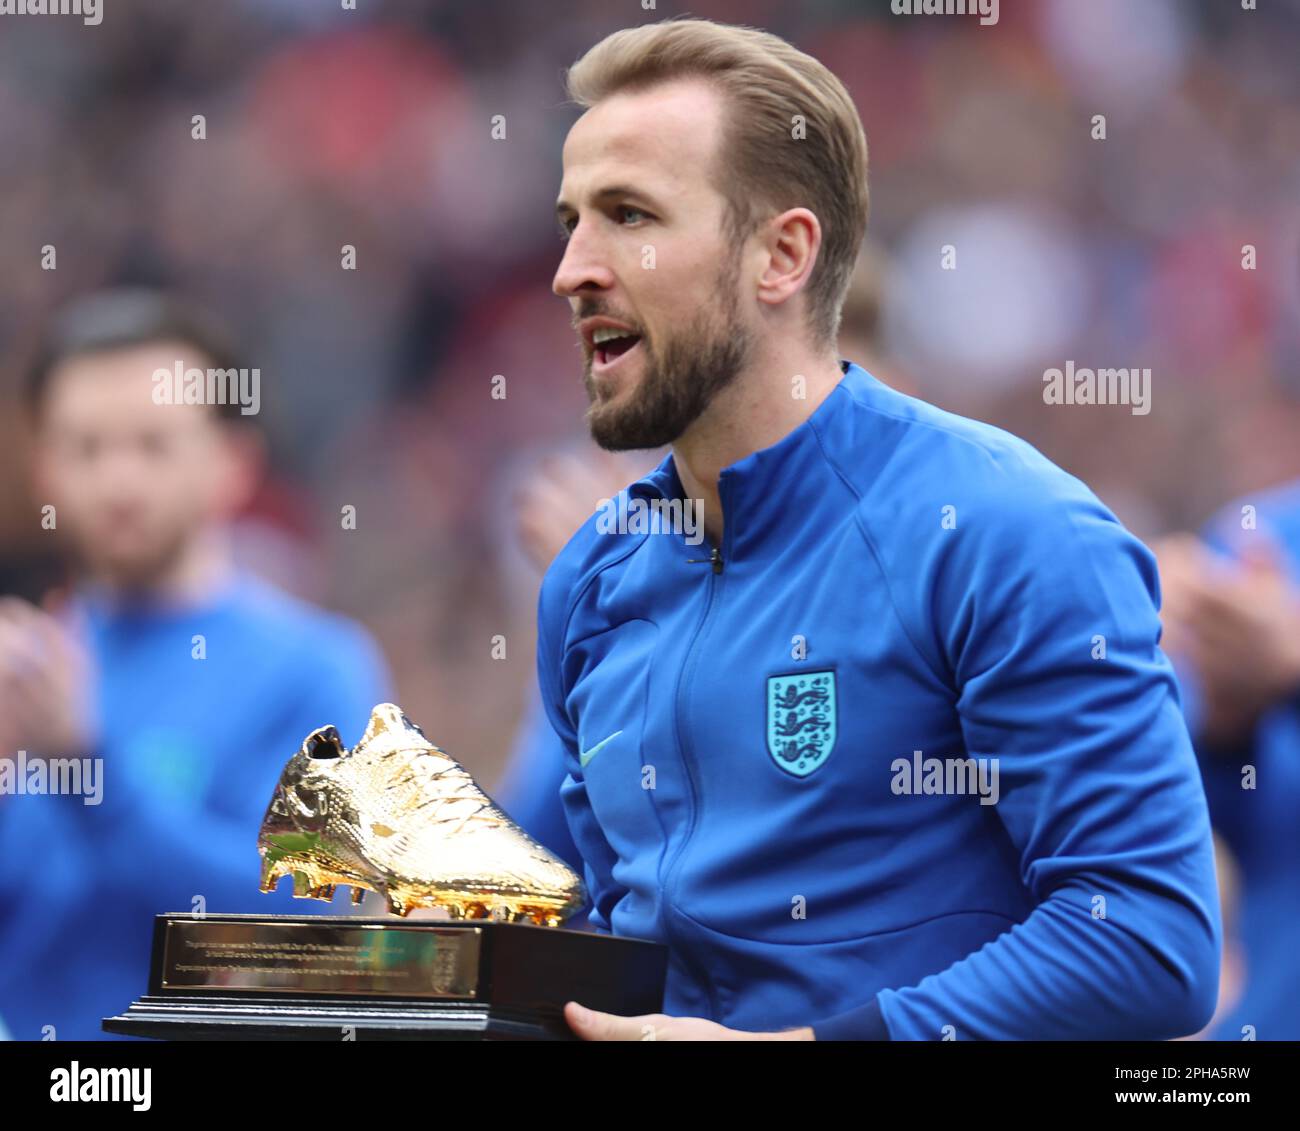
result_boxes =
[0,0,1297,1039]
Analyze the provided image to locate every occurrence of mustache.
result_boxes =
[573,311,643,334]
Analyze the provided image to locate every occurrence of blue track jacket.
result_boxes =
[536,361,1221,1040]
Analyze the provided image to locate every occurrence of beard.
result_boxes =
[74,519,194,596]
[581,266,757,452]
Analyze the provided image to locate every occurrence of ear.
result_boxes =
[210,423,266,517]
[755,207,823,312]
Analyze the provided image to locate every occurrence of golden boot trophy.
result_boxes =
[104,705,667,1040]
[258,703,585,923]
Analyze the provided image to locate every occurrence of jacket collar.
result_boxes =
[629,359,875,559]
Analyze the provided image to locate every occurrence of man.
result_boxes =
[497,239,905,888]
[538,19,1220,1041]
[1156,495,1300,1040]
[0,290,390,1039]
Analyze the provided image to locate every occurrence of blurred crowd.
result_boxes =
[0,0,1297,1040]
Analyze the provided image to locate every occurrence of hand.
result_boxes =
[1150,533,1210,660]
[0,595,96,758]
[563,1001,814,1041]
[514,451,645,573]
[1154,533,1300,746]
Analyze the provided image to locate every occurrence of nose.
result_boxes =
[552,224,616,299]
[93,446,156,511]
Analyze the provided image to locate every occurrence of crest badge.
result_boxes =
[766,671,836,777]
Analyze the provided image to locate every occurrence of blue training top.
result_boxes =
[0,569,390,1040]
[536,360,1221,1040]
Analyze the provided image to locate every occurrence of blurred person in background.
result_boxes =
[1155,487,1300,1040]
[0,290,391,1040]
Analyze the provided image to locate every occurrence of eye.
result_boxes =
[557,216,576,241]
[618,205,648,225]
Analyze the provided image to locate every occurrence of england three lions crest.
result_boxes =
[766,671,836,778]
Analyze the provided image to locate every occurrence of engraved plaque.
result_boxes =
[160,919,480,998]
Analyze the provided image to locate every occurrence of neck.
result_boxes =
[91,525,236,611]
[672,345,844,545]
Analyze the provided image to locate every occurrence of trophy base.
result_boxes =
[103,912,668,1041]
[105,994,567,1040]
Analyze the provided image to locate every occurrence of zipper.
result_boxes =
[661,503,730,1018]
[686,545,724,573]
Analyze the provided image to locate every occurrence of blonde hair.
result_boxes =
[564,17,869,348]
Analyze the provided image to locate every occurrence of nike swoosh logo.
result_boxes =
[579,730,624,768]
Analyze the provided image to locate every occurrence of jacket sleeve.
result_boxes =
[536,569,624,934]
[818,481,1222,1040]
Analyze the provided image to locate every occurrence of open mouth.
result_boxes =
[592,332,643,371]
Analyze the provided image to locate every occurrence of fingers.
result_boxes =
[0,604,49,695]
[0,596,93,755]
[1156,534,1293,621]
[9,596,76,666]
[564,1001,662,1041]
[0,596,84,683]
[528,450,640,512]
[514,451,644,572]
[1154,536,1218,605]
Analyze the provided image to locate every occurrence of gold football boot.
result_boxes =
[258,703,585,925]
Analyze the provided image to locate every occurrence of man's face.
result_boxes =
[33,342,250,589]
[553,79,758,450]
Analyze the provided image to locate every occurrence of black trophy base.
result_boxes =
[103,912,668,1041]
[106,994,567,1041]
